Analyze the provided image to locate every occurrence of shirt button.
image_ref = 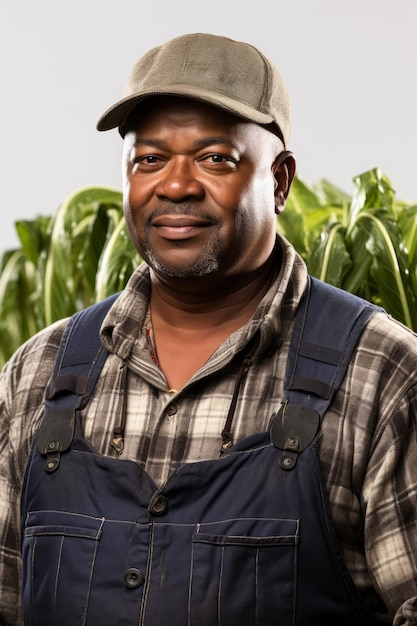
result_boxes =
[124,568,143,589]
[150,494,168,515]
[166,403,178,416]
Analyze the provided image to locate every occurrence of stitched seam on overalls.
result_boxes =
[53,536,64,613]
[140,521,155,626]
[81,517,105,626]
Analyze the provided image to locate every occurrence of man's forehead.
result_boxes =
[124,95,282,148]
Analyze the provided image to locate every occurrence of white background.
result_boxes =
[1,0,416,255]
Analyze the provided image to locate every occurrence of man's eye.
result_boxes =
[136,155,161,164]
[208,154,234,163]
[131,154,164,171]
[202,154,237,170]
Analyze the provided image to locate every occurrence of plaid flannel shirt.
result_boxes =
[1,235,417,625]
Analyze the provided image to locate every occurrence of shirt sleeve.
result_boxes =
[0,321,66,625]
[0,359,24,625]
[363,353,417,623]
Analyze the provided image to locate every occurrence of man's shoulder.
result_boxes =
[1,318,69,392]
[0,318,71,451]
[365,310,417,351]
[354,310,417,392]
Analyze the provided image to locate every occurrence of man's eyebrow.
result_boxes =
[133,138,168,149]
[133,137,239,150]
[195,136,239,150]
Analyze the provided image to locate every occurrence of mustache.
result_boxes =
[146,204,220,225]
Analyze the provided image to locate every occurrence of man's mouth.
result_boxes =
[150,214,214,239]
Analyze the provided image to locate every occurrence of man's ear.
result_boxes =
[273,151,296,214]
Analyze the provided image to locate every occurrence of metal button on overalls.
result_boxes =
[150,494,168,515]
[124,568,143,589]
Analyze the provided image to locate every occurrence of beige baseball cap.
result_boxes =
[96,33,291,147]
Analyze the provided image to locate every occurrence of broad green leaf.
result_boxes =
[349,168,396,226]
[342,222,374,298]
[354,213,414,328]
[0,250,38,362]
[15,217,52,267]
[95,217,140,301]
[43,186,123,324]
[398,204,417,277]
[283,176,331,258]
[308,223,352,286]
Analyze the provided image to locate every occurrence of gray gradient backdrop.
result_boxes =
[1,0,416,254]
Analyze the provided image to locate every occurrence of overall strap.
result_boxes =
[271,276,381,469]
[37,293,118,471]
[286,276,379,413]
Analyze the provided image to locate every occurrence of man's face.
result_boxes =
[122,96,283,281]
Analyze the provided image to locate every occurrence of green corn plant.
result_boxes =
[43,186,130,325]
[0,249,37,366]
[0,187,137,365]
[279,168,417,330]
[0,215,53,364]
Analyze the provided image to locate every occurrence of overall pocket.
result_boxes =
[22,511,104,626]
[189,517,299,626]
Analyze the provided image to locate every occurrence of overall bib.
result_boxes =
[21,278,379,625]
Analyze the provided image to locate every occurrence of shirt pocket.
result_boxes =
[22,510,104,626]
[189,517,299,626]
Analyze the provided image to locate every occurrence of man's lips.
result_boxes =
[150,214,214,239]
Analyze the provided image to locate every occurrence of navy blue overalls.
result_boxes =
[21,278,380,625]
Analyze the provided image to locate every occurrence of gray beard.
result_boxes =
[144,239,221,278]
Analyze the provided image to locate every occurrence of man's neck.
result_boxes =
[147,253,279,390]
[149,252,278,331]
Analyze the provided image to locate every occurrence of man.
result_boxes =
[1,33,416,625]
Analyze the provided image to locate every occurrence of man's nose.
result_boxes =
[155,158,204,201]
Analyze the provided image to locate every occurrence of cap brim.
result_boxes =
[96,86,275,132]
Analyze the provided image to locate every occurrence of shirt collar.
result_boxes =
[100,234,308,363]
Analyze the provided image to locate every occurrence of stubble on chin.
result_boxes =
[144,237,221,279]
